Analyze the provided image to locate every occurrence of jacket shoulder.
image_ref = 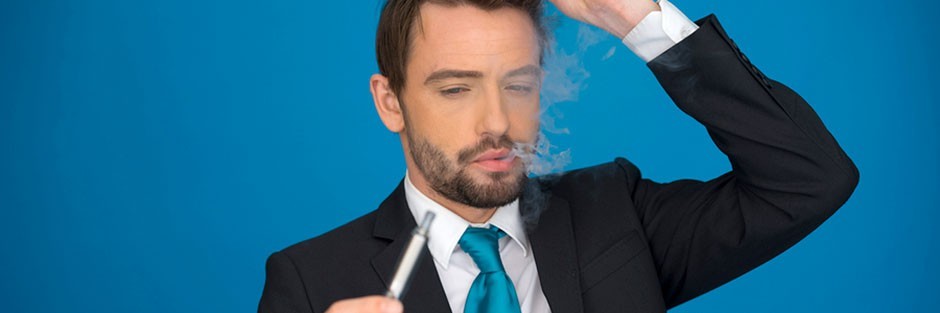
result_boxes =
[278,209,385,264]
[267,209,391,311]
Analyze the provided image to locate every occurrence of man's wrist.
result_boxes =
[592,1,661,38]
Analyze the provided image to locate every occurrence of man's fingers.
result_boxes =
[324,295,403,313]
[379,298,403,313]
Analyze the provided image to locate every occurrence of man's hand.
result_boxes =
[548,0,660,38]
[324,296,403,313]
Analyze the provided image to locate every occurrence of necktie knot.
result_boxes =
[458,226,507,273]
[458,225,521,313]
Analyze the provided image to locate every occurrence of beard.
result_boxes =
[406,130,528,209]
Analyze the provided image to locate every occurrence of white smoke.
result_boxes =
[516,23,616,177]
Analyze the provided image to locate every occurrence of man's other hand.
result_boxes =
[324,296,403,313]
[548,0,660,38]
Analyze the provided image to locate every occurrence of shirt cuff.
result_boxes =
[622,0,699,62]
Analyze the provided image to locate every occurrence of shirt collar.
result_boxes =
[403,171,529,269]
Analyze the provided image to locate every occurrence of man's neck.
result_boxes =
[406,170,497,224]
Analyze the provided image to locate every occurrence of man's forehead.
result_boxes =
[409,3,540,73]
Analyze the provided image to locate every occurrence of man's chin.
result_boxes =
[463,167,527,201]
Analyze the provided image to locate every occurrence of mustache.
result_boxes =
[456,135,516,165]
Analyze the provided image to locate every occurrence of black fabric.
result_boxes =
[258,15,859,313]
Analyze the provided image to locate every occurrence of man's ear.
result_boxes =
[370,74,405,133]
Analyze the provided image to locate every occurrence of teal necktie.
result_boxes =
[458,226,522,313]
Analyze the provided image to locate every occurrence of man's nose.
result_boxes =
[475,88,510,137]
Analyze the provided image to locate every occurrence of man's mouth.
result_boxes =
[471,149,517,172]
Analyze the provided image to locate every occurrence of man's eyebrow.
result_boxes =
[503,65,543,79]
[424,69,483,85]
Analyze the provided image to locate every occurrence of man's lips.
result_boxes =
[472,149,516,172]
[474,149,512,161]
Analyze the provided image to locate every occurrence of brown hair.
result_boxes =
[375,0,547,94]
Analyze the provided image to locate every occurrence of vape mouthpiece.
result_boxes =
[417,212,434,236]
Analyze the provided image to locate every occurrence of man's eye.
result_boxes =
[440,87,469,96]
[506,84,533,94]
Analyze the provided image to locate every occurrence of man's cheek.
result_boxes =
[510,121,539,142]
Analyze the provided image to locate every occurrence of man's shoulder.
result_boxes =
[527,157,648,229]
[263,202,399,307]
[276,209,386,265]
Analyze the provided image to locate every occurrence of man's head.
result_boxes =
[369,0,545,212]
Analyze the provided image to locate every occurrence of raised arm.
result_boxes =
[549,0,859,307]
[629,14,858,308]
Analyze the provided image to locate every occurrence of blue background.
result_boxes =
[1,0,937,312]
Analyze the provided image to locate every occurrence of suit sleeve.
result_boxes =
[624,15,860,308]
[259,252,315,313]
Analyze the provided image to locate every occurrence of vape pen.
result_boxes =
[385,211,435,299]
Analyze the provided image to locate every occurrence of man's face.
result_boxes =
[400,3,541,208]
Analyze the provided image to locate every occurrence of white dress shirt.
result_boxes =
[404,173,550,313]
[403,3,699,312]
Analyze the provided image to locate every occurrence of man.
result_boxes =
[259,0,859,312]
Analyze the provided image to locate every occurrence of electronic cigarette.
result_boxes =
[385,211,435,299]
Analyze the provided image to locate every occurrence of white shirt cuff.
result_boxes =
[622,0,699,62]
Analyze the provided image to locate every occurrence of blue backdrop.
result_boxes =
[2,0,937,312]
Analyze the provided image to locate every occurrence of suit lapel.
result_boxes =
[370,181,452,313]
[526,190,585,313]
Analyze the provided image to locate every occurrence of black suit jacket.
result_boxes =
[259,15,859,313]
